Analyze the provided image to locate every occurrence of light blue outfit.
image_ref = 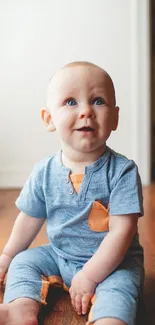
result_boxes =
[4,146,144,325]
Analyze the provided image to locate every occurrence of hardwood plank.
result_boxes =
[38,288,87,325]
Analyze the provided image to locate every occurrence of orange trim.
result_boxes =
[70,174,84,193]
[48,275,69,292]
[70,174,84,182]
[63,282,69,292]
[86,294,96,324]
[48,275,63,287]
[40,275,50,305]
[40,275,70,305]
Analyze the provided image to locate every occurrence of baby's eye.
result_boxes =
[93,97,104,105]
[66,99,77,106]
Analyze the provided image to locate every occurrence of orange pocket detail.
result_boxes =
[88,201,109,232]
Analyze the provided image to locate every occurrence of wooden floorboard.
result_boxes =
[0,186,155,324]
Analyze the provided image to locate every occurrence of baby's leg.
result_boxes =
[87,255,144,325]
[0,297,39,325]
[94,319,125,325]
[0,244,61,325]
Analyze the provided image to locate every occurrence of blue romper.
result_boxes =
[4,146,144,325]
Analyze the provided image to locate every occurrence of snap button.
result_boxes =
[69,188,74,195]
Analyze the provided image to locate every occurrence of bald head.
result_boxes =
[47,61,116,109]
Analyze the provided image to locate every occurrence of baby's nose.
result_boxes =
[78,104,95,119]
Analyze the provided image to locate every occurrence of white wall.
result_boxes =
[0,0,150,187]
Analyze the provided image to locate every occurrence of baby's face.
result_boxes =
[46,65,119,156]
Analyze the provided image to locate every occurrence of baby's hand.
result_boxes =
[0,253,12,286]
[69,269,97,315]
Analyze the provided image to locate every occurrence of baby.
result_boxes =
[0,61,144,325]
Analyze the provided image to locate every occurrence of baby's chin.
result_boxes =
[72,143,106,155]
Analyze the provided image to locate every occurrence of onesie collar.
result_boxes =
[55,146,111,175]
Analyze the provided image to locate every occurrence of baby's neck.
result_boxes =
[61,153,85,173]
[61,147,106,174]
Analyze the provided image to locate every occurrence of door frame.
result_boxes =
[130,0,151,185]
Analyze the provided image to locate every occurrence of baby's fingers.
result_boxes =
[69,288,76,310]
[82,294,91,315]
[75,294,82,315]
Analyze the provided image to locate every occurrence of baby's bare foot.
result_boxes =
[0,298,39,325]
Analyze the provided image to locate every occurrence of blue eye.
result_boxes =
[66,99,77,106]
[93,97,104,105]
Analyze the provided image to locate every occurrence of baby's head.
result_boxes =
[41,61,119,159]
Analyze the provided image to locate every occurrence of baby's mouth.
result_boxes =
[77,127,94,132]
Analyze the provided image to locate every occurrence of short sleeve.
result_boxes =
[109,160,143,216]
[15,162,46,218]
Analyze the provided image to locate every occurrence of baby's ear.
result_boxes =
[41,107,56,132]
[112,106,119,131]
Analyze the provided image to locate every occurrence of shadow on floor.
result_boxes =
[38,286,149,325]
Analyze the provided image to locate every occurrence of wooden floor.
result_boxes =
[0,187,155,324]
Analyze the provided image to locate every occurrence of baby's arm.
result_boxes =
[83,213,138,282]
[0,211,45,284]
[70,214,138,315]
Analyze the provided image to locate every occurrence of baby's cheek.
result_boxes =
[59,125,72,142]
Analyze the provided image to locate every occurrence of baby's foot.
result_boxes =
[0,298,39,325]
